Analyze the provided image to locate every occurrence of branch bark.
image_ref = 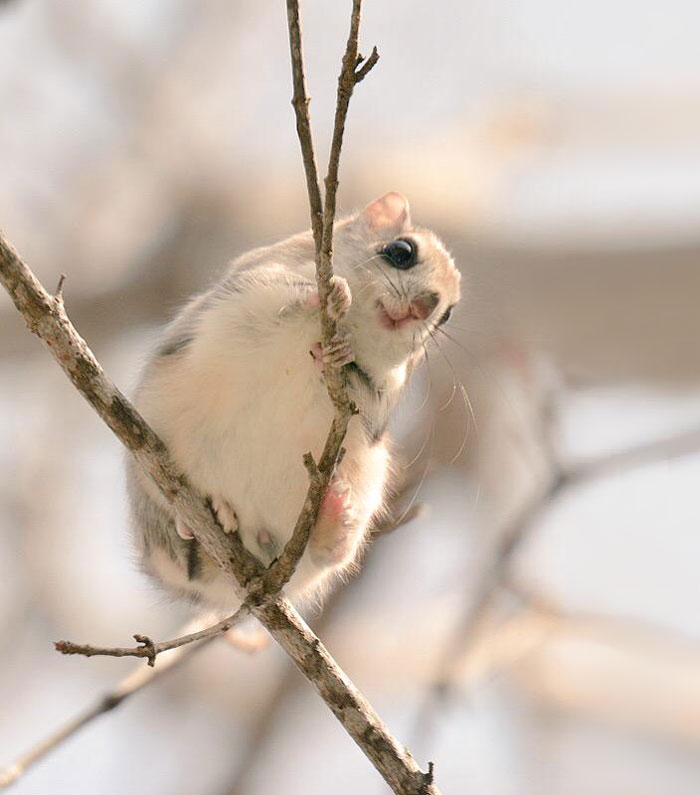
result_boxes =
[264,0,379,597]
[54,606,248,666]
[286,0,377,414]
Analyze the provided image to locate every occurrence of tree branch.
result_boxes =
[321,2,378,320]
[354,46,380,83]
[224,586,345,795]
[263,0,379,591]
[3,468,422,793]
[286,0,376,414]
[0,228,436,795]
[54,605,248,666]
[285,0,324,254]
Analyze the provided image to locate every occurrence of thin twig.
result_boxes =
[321,3,378,262]
[55,605,248,666]
[54,273,66,301]
[286,0,376,413]
[285,0,324,253]
[354,46,380,83]
[263,0,379,590]
[0,621,217,789]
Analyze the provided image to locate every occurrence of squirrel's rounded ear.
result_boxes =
[361,192,410,233]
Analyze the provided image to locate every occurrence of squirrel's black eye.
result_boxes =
[437,306,453,326]
[381,239,416,270]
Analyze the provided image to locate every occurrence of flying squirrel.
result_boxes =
[127,192,461,609]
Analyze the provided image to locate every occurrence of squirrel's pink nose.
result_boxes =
[410,291,440,320]
[378,291,441,330]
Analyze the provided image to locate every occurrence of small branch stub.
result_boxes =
[54,273,66,301]
[133,635,157,667]
[354,46,379,82]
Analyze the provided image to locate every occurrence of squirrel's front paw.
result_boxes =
[310,330,355,373]
[323,331,354,369]
[326,275,352,321]
[211,495,239,534]
[304,276,352,321]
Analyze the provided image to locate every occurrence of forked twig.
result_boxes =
[264,0,380,592]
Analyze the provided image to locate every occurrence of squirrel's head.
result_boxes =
[334,192,461,369]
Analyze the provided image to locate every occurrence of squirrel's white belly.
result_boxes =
[152,331,336,550]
